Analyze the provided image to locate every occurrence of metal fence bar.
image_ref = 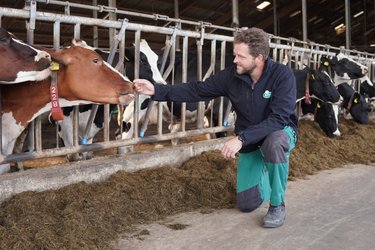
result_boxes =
[35,0,237,32]
[3,126,234,164]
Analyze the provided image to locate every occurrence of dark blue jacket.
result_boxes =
[153,58,298,153]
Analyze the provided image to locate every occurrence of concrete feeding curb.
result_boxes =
[0,138,227,204]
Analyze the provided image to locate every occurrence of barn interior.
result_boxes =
[0,1,375,249]
[0,0,374,53]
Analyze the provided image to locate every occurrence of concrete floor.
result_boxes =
[115,164,375,250]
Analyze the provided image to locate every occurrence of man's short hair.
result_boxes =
[234,27,270,59]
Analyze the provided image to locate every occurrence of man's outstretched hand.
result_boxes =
[134,79,155,96]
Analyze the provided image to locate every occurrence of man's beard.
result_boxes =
[236,64,256,75]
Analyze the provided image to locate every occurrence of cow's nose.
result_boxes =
[36,51,51,62]
[334,96,344,105]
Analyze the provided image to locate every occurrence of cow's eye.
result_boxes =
[93,58,99,64]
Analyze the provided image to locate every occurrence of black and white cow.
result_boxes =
[320,53,375,121]
[337,82,372,124]
[294,67,341,137]
[56,39,167,160]
[320,53,375,97]
[294,67,341,103]
[320,54,375,96]
[320,53,369,85]
[300,98,340,137]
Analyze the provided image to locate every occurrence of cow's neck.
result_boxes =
[2,79,52,126]
[1,79,58,126]
[1,74,92,156]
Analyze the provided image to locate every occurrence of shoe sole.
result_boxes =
[263,222,284,228]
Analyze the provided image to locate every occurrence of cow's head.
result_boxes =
[337,82,371,124]
[359,75,375,98]
[320,54,368,80]
[314,101,340,137]
[49,44,135,106]
[0,27,51,83]
[295,68,341,103]
[301,99,340,137]
[346,92,371,124]
[309,69,341,103]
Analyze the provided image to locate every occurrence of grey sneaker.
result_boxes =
[263,203,285,228]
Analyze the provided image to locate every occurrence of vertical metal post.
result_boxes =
[232,0,239,28]
[196,38,203,129]
[181,35,188,132]
[53,21,61,50]
[93,0,98,47]
[133,30,141,138]
[174,0,181,51]
[73,24,81,147]
[302,0,307,42]
[27,0,37,152]
[345,0,351,49]
[108,0,116,47]
[218,41,225,127]
[273,0,278,35]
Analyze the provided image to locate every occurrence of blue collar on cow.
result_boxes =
[49,61,64,121]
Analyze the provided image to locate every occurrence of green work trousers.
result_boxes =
[236,126,297,212]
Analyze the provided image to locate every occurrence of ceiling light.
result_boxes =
[334,23,345,35]
[370,44,375,47]
[354,11,364,18]
[334,23,345,31]
[289,10,301,17]
[256,1,271,10]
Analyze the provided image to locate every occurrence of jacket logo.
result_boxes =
[263,90,272,99]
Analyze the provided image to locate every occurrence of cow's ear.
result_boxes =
[331,57,338,64]
[353,92,362,104]
[71,38,94,50]
[49,50,68,67]
[316,101,321,109]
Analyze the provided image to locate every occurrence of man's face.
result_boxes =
[233,43,257,75]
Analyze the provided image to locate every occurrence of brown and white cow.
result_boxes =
[0,28,51,84]
[55,39,167,161]
[1,43,135,167]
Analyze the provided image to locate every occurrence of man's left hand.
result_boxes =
[221,136,243,159]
